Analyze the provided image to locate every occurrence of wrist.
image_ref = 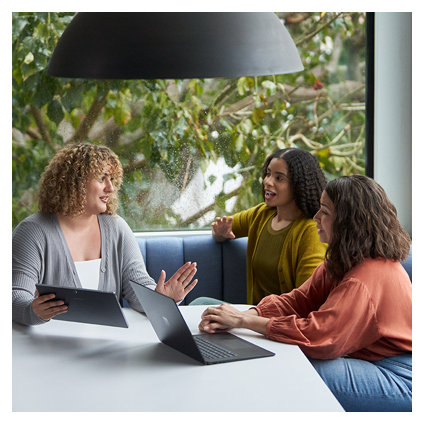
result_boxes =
[240,310,268,335]
[240,308,256,327]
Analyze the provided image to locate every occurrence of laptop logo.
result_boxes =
[162,316,170,327]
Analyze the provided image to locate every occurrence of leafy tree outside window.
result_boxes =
[12,12,366,230]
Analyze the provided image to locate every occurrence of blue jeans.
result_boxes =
[309,352,412,412]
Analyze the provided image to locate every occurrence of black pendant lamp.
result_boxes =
[46,12,303,79]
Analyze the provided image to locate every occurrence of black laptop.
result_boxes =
[129,281,275,365]
[36,284,128,328]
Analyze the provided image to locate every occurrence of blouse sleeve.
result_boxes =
[259,278,380,359]
[255,263,328,318]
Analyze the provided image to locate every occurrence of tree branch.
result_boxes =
[66,92,108,144]
[30,105,52,144]
[123,158,147,174]
[211,82,238,109]
[180,153,192,194]
[295,13,345,46]
[278,12,312,25]
[26,127,42,140]
[178,186,242,227]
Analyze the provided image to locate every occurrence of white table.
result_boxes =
[12,306,343,412]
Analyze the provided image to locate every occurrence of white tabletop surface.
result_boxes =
[12,305,343,412]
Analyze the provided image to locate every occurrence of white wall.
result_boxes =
[374,12,412,235]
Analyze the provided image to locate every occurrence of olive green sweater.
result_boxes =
[231,203,327,304]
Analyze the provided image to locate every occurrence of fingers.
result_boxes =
[212,216,233,228]
[183,279,198,294]
[200,305,223,324]
[32,293,68,321]
[201,304,226,317]
[199,304,242,332]
[198,318,229,333]
[201,307,222,322]
[35,292,52,299]
[43,304,68,319]
[155,269,166,292]
[175,261,195,276]
[156,263,197,302]
[217,216,233,223]
[180,263,197,286]
[171,262,197,285]
[201,306,214,319]
[212,217,235,241]
[181,262,197,279]
[33,292,58,305]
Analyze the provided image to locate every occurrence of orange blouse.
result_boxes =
[254,258,412,361]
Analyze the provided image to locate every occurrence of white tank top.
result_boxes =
[74,258,101,290]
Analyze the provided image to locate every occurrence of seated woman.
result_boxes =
[199,175,412,412]
[12,143,198,325]
[195,148,327,305]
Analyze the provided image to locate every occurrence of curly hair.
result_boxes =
[324,175,411,282]
[261,148,327,218]
[38,143,123,216]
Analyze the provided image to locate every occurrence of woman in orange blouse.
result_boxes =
[199,175,412,412]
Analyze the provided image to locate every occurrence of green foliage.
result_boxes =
[12,12,366,230]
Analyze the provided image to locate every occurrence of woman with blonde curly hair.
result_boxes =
[199,175,412,411]
[12,143,198,325]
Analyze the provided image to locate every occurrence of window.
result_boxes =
[12,12,367,230]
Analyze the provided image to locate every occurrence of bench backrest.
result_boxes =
[136,235,248,304]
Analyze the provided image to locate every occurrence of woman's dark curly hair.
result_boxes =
[324,175,411,282]
[38,143,123,216]
[261,148,326,218]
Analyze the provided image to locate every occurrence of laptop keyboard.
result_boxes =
[193,335,237,359]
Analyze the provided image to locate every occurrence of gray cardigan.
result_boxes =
[12,212,156,325]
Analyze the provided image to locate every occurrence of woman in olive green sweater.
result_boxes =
[212,148,327,304]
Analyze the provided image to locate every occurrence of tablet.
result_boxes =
[36,285,128,328]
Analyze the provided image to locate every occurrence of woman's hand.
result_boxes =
[32,291,68,321]
[155,262,198,303]
[199,304,243,333]
[211,216,235,242]
[199,304,269,335]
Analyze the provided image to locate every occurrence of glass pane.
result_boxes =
[12,12,366,231]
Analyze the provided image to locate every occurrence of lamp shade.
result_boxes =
[46,12,304,79]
